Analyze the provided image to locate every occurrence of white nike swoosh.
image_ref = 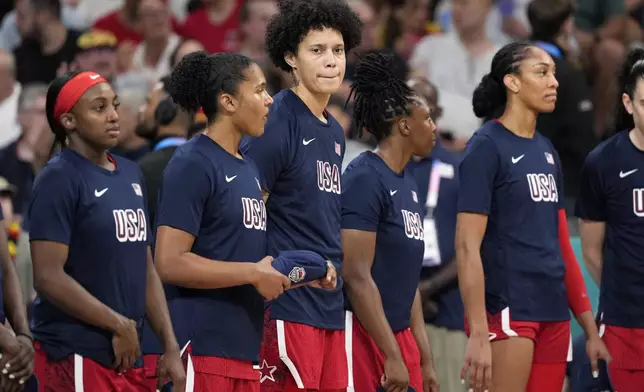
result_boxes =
[511,154,525,164]
[225,175,237,182]
[302,138,315,145]
[390,190,397,196]
[619,169,638,178]
[89,74,100,80]
[94,188,108,197]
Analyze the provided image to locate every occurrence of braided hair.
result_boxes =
[347,51,421,142]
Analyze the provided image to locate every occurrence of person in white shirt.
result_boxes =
[131,0,180,83]
[0,51,20,148]
[410,0,499,139]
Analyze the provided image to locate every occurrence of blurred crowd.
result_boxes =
[0,0,639,389]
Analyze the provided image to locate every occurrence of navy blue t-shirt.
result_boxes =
[342,152,425,332]
[409,143,464,331]
[457,121,569,322]
[155,134,267,361]
[240,89,345,330]
[575,130,644,328]
[28,149,149,367]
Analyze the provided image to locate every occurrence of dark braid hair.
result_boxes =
[46,71,82,155]
[615,47,644,132]
[166,51,254,123]
[347,51,421,142]
[472,41,536,120]
[266,0,363,72]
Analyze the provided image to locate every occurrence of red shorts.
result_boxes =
[142,354,160,391]
[182,343,260,392]
[465,308,572,363]
[260,311,347,391]
[600,324,644,369]
[34,342,147,391]
[345,311,422,392]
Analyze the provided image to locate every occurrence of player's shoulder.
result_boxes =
[110,154,142,176]
[464,122,500,154]
[34,152,81,191]
[265,89,298,130]
[343,152,389,190]
[584,130,629,170]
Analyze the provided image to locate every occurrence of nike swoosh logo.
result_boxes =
[511,154,525,164]
[302,138,315,145]
[89,74,100,80]
[225,175,237,182]
[94,188,108,197]
[390,190,397,196]
[620,169,638,178]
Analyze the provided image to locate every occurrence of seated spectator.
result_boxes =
[574,0,632,137]
[13,0,81,85]
[110,85,150,161]
[0,50,21,148]
[410,0,498,139]
[0,83,50,220]
[182,0,242,53]
[528,0,596,202]
[131,0,180,83]
[74,29,119,82]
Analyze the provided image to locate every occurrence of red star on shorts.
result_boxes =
[256,359,277,383]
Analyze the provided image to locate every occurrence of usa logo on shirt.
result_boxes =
[335,142,341,156]
[131,183,143,196]
[634,189,644,217]
[544,152,554,165]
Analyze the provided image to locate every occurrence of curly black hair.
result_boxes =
[166,51,254,123]
[347,52,421,143]
[266,0,363,72]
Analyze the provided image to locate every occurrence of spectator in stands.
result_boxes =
[92,0,142,44]
[74,29,119,82]
[410,0,498,139]
[169,38,204,69]
[182,0,242,53]
[0,50,21,148]
[238,0,276,62]
[131,0,181,83]
[0,83,50,219]
[574,0,632,137]
[381,0,430,59]
[528,0,596,202]
[110,84,150,161]
[13,0,81,84]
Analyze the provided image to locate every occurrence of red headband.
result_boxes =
[53,72,107,121]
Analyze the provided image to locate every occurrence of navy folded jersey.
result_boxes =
[240,89,345,330]
[409,143,464,331]
[458,121,569,322]
[155,134,266,361]
[575,130,644,328]
[342,152,425,332]
[28,149,149,367]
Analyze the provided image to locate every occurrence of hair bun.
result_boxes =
[472,73,504,119]
[166,51,211,112]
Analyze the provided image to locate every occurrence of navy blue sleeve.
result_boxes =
[156,154,213,237]
[240,108,292,191]
[457,135,499,214]
[575,151,605,221]
[341,169,386,232]
[553,149,566,209]
[28,165,79,244]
